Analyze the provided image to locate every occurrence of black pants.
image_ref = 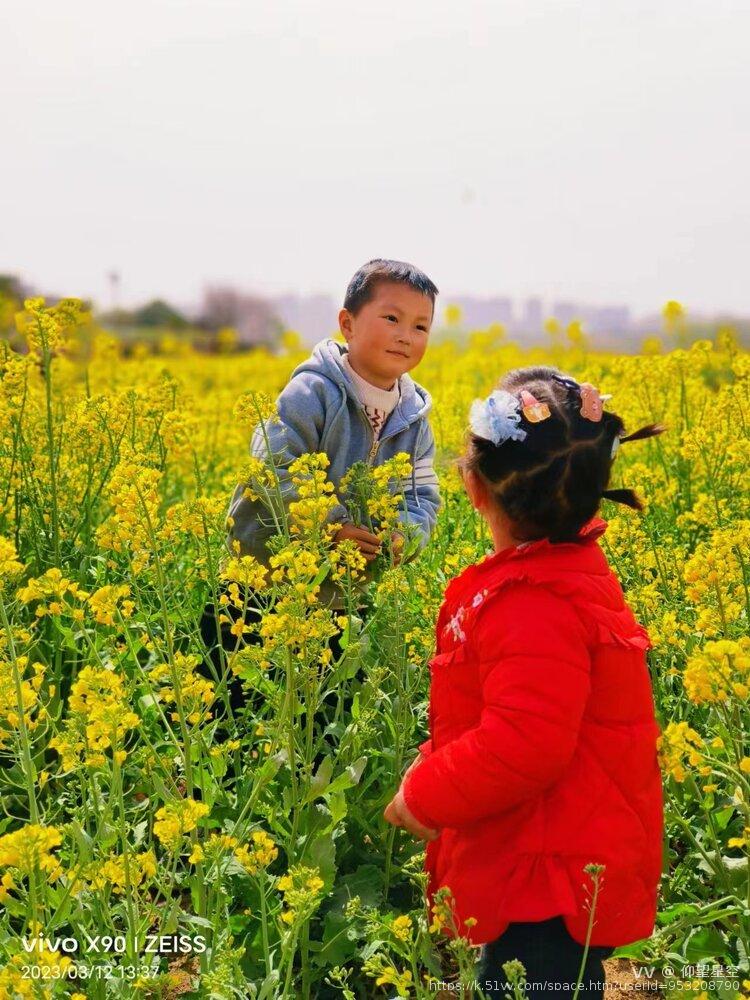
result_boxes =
[198,587,267,715]
[477,916,613,998]
[197,587,355,725]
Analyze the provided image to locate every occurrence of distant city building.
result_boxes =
[447,296,514,329]
[521,297,543,332]
[267,292,637,345]
[586,305,631,334]
[551,301,581,327]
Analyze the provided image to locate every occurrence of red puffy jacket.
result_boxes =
[402,517,664,948]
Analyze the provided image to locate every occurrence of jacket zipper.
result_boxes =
[356,407,380,465]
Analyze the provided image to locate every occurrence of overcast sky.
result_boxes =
[3,0,749,316]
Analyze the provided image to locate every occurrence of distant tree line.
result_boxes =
[0,274,285,352]
[97,285,285,350]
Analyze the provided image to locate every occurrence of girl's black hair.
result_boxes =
[459,365,666,544]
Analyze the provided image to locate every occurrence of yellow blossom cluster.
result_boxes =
[15,296,89,356]
[160,407,200,463]
[0,537,25,582]
[49,665,139,769]
[16,567,89,618]
[0,824,63,884]
[154,799,209,851]
[268,543,324,594]
[391,914,413,942]
[258,598,338,662]
[189,829,278,874]
[683,637,750,704]
[362,953,414,996]
[86,583,135,626]
[367,453,414,535]
[150,651,215,725]
[287,453,342,540]
[0,653,45,746]
[683,524,750,636]
[276,865,325,924]
[162,495,227,549]
[219,553,269,593]
[234,830,279,874]
[95,452,163,574]
[70,849,157,895]
[329,537,367,583]
[232,390,277,429]
[657,722,704,782]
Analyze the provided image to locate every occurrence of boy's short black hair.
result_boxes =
[343,259,439,316]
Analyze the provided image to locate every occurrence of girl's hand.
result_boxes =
[403,753,424,780]
[383,788,439,841]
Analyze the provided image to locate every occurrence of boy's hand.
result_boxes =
[333,524,382,562]
[383,787,439,841]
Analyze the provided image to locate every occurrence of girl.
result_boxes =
[384,366,665,998]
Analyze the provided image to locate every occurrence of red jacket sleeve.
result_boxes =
[402,582,591,829]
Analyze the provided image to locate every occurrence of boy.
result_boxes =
[201,259,441,706]
[227,258,440,589]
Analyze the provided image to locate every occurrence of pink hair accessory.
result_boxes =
[579,383,604,422]
[519,390,551,423]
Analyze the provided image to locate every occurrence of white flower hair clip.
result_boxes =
[469,390,527,445]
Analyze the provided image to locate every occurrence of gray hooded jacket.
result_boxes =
[226,339,441,605]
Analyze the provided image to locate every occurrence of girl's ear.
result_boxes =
[462,466,488,511]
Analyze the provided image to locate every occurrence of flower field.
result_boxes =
[0,298,749,998]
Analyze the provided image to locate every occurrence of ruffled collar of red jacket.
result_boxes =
[479,515,606,569]
[440,516,651,651]
[444,517,609,604]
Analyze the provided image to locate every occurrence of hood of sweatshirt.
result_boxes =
[289,338,433,424]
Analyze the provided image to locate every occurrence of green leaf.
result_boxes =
[132,820,148,847]
[66,820,95,860]
[327,791,348,826]
[257,971,282,1000]
[713,805,735,831]
[682,924,729,962]
[609,940,653,960]
[325,864,384,913]
[315,864,385,968]
[325,757,367,797]
[53,622,78,652]
[182,913,215,930]
[305,756,334,801]
[656,902,698,926]
[308,831,336,887]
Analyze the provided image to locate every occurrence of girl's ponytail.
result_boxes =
[600,488,643,511]
[604,422,666,509]
[620,422,667,444]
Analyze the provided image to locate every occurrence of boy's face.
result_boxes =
[339,281,433,389]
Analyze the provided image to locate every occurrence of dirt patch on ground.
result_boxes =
[604,958,663,996]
